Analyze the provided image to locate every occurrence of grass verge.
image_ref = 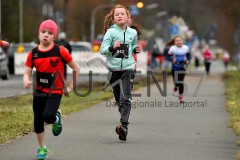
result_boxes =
[223,71,240,159]
[223,71,240,134]
[0,88,112,144]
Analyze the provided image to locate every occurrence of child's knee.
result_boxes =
[43,114,56,124]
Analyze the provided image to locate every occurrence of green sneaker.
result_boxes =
[52,110,62,136]
[36,147,50,160]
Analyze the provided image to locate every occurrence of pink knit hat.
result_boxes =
[38,19,58,38]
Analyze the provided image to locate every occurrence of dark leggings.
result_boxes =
[33,92,62,134]
[205,61,211,75]
[130,70,136,93]
[172,70,186,95]
[109,70,134,129]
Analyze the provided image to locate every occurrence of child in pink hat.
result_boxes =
[38,19,58,38]
[23,19,80,160]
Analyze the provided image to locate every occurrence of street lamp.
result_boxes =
[136,2,159,10]
[156,11,168,17]
[136,2,144,9]
[145,3,159,10]
[19,0,23,43]
[90,4,113,42]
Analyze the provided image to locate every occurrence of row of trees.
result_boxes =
[1,0,240,53]
[1,0,113,42]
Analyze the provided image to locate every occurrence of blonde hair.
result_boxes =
[103,4,130,34]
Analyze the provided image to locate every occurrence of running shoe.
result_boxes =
[173,86,178,92]
[178,96,183,103]
[115,125,128,141]
[52,110,62,136]
[36,147,50,160]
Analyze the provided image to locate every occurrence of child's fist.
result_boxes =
[1,41,9,49]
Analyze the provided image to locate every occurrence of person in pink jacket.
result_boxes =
[202,44,213,75]
[222,50,230,69]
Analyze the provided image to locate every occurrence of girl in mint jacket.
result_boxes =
[100,4,141,141]
[100,23,138,71]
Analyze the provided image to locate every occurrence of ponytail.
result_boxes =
[165,38,175,47]
[165,35,182,47]
[103,13,113,34]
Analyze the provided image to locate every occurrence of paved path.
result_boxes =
[0,74,108,98]
[0,61,239,160]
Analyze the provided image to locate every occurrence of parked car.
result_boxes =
[0,48,10,80]
[7,42,37,74]
[69,41,92,52]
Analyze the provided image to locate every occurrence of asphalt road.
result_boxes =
[0,62,239,160]
[0,74,108,98]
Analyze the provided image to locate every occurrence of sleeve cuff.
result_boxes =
[108,46,116,52]
[134,48,140,54]
[186,52,191,61]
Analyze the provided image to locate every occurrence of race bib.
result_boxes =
[113,44,129,58]
[173,61,187,70]
[36,72,55,88]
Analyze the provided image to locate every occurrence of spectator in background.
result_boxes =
[193,46,202,69]
[127,12,142,92]
[162,39,174,71]
[202,44,213,75]
[236,52,240,70]
[57,32,72,79]
[145,35,163,70]
[222,50,230,69]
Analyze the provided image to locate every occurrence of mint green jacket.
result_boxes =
[100,24,138,71]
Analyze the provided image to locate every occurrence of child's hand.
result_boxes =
[173,59,176,63]
[113,40,121,49]
[64,86,73,96]
[23,80,32,89]
[134,44,142,53]
[1,41,9,49]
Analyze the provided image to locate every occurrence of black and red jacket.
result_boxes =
[25,44,72,94]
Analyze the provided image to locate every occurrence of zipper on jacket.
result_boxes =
[123,29,126,43]
[121,29,126,70]
[120,59,123,69]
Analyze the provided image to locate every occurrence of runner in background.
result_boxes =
[168,36,190,102]
[127,11,142,92]
[202,44,213,75]
[222,49,230,69]
[57,32,72,79]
